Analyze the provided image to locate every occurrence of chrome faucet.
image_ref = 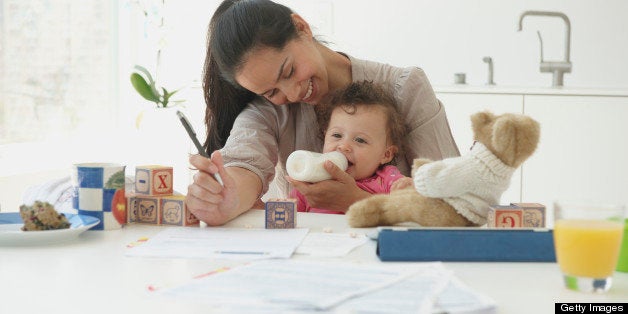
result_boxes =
[482,57,495,85]
[518,10,572,87]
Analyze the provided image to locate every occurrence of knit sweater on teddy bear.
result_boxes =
[413,142,515,225]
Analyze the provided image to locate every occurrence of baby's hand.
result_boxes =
[390,177,414,191]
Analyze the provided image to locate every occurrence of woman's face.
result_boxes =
[322,105,397,180]
[234,16,329,105]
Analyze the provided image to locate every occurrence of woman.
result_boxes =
[186,0,459,226]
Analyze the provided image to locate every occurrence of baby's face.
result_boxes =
[323,105,395,180]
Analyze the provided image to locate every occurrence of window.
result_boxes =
[1,0,118,145]
[0,0,121,177]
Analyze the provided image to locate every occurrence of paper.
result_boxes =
[158,260,424,311]
[295,232,369,257]
[125,227,309,259]
[334,267,496,314]
[156,260,496,313]
[330,263,451,313]
[434,276,497,314]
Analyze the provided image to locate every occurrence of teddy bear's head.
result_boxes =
[471,111,540,168]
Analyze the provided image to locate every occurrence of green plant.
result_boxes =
[130,65,182,108]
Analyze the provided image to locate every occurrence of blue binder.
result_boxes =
[376,227,556,262]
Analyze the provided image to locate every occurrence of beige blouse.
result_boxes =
[220,55,460,197]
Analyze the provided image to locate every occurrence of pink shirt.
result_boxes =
[289,165,404,214]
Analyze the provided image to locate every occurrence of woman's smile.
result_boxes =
[303,78,314,102]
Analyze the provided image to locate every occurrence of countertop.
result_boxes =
[1,210,627,313]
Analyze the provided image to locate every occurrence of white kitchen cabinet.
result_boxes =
[438,93,524,151]
[523,95,628,209]
[436,86,628,217]
[437,92,524,204]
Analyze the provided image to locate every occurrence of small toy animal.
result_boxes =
[346,111,540,227]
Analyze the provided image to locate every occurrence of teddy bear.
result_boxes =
[346,111,541,227]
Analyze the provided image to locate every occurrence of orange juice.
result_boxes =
[554,219,624,278]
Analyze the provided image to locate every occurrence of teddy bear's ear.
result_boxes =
[492,115,541,167]
[471,111,495,134]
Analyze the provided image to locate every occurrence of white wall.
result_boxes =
[155,0,628,89]
[285,0,628,89]
[156,0,628,90]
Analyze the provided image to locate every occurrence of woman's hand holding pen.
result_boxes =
[288,161,371,212]
[186,151,240,226]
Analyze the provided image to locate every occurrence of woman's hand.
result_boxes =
[186,151,240,226]
[288,160,370,212]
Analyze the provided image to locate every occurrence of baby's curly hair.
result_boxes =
[317,81,408,151]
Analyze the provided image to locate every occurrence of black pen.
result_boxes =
[176,110,224,186]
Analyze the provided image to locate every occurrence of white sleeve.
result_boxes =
[220,103,281,196]
[395,67,460,162]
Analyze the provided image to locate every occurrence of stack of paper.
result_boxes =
[157,260,496,313]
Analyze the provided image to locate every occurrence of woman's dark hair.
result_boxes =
[203,0,298,153]
[317,81,408,156]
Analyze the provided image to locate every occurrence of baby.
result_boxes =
[289,81,413,214]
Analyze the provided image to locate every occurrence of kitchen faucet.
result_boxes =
[518,10,572,87]
[482,57,495,85]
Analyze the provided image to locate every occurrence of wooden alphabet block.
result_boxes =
[126,194,199,227]
[135,165,173,196]
[127,194,138,223]
[136,196,161,225]
[161,195,199,226]
[511,203,546,228]
[487,205,523,228]
[265,198,297,229]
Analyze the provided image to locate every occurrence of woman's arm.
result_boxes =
[186,152,262,226]
[396,67,460,164]
[188,100,282,225]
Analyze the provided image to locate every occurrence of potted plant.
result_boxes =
[129,65,185,130]
[130,65,182,108]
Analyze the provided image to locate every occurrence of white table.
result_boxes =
[1,210,626,314]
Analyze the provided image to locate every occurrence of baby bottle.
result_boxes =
[286,150,348,183]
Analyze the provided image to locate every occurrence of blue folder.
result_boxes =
[376,227,556,262]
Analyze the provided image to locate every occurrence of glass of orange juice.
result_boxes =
[553,202,625,293]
